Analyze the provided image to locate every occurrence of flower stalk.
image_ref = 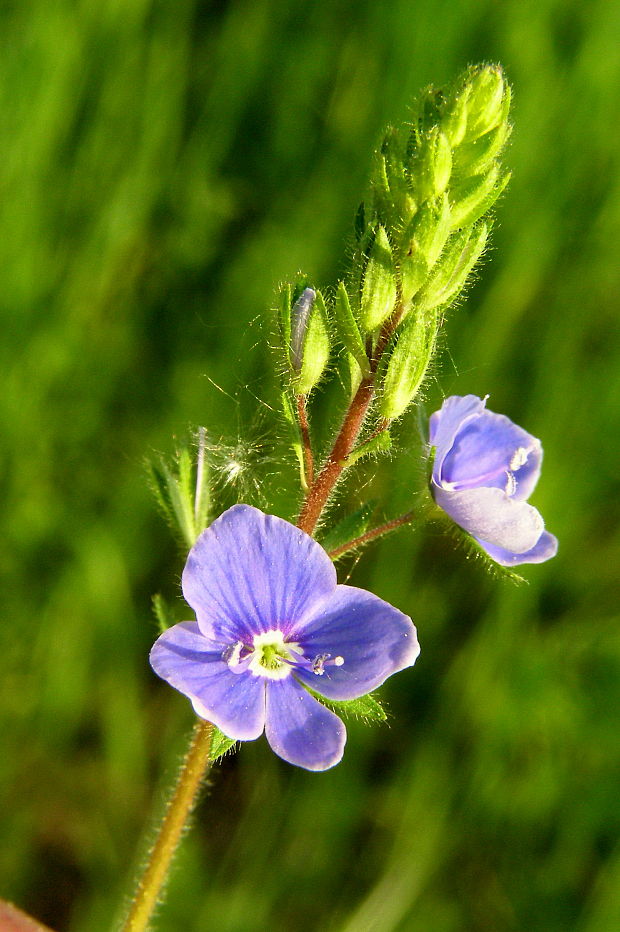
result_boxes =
[120,721,213,932]
[327,511,415,560]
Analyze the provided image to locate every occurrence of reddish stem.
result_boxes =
[327,512,414,560]
[296,305,403,536]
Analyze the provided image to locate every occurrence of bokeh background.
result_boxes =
[1,1,619,930]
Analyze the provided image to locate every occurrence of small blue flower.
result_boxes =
[150,504,419,771]
[429,395,558,566]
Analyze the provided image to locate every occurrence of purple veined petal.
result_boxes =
[290,586,419,701]
[433,485,544,553]
[439,409,542,495]
[265,677,346,771]
[429,395,486,484]
[182,505,337,643]
[149,621,266,740]
[477,530,559,566]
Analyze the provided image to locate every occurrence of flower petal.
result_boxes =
[433,485,544,553]
[182,504,337,642]
[290,586,419,700]
[265,678,346,771]
[429,395,486,484]
[440,409,542,495]
[477,530,559,566]
[149,621,265,740]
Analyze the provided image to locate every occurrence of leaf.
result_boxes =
[209,726,238,762]
[343,430,392,467]
[319,502,376,553]
[334,281,370,376]
[307,688,388,724]
[152,593,177,633]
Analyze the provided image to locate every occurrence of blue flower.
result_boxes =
[429,395,558,566]
[150,505,419,771]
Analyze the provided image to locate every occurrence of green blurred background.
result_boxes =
[1,1,619,930]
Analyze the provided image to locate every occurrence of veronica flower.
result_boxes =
[429,395,558,566]
[150,505,419,771]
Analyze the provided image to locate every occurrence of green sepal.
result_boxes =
[461,64,509,142]
[360,225,397,332]
[334,281,370,377]
[415,221,488,314]
[148,446,204,550]
[209,726,238,762]
[319,501,376,554]
[343,430,391,468]
[400,194,452,306]
[292,289,331,395]
[450,166,498,228]
[451,168,511,230]
[307,688,388,724]
[277,282,292,348]
[281,389,307,489]
[453,119,511,178]
[409,127,452,202]
[378,314,437,420]
[152,593,176,634]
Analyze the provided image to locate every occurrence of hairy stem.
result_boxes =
[120,720,214,932]
[328,512,414,560]
[296,305,403,536]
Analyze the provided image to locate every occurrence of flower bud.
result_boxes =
[360,225,397,332]
[409,128,452,202]
[400,194,452,306]
[289,287,316,373]
[416,222,488,314]
[462,65,508,142]
[289,288,331,395]
[379,315,436,420]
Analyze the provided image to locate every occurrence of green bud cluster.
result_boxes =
[275,65,511,486]
[362,63,511,418]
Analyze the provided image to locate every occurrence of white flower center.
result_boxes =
[223,629,345,681]
[247,629,294,680]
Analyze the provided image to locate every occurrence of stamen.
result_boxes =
[223,640,244,667]
[505,471,517,496]
[311,653,345,675]
[510,446,529,471]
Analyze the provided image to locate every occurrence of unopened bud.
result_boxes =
[400,194,451,306]
[360,225,397,331]
[410,128,452,202]
[291,289,331,395]
[289,287,316,373]
[463,65,509,143]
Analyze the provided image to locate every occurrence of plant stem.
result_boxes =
[296,394,314,488]
[328,512,414,560]
[120,720,214,932]
[296,306,403,536]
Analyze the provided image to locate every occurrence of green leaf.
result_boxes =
[307,688,388,724]
[343,430,391,467]
[148,452,197,549]
[152,593,176,634]
[319,501,376,554]
[209,726,238,762]
[334,281,370,376]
